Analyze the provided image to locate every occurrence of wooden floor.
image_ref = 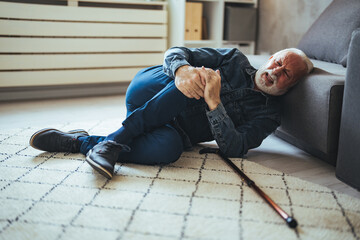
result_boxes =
[0,95,359,199]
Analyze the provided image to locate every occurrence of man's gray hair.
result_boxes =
[275,48,314,74]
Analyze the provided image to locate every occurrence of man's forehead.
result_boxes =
[274,51,307,76]
[274,51,296,60]
[278,52,305,69]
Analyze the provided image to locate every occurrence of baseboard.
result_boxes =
[0,82,130,102]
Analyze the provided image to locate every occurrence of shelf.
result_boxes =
[168,0,257,53]
[222,40,253,44]
[73,0,168,6]
[185,40,216,45]
[184,40,217,47]
[224,0,256,4]
[186,0,219,2]
[187,0,255,3]
[222,41,255,54]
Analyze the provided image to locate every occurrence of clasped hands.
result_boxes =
[175,65,221,110]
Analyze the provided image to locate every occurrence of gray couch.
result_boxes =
[336,29,360,190]
[248,0,360,190]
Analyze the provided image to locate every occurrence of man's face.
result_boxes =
[254,51,308,96]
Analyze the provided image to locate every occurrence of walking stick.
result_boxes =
[199,147,298,229]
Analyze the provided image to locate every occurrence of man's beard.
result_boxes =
[254,67,286,96]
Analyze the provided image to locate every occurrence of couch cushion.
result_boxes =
[297,0,360,67]
[310,59,346,76]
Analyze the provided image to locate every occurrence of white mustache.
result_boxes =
[264,69,277,84]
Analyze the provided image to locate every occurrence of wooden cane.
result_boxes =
[199,147,298,229]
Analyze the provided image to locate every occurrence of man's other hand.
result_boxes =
[198,67,221,110]
[174,65,206,100]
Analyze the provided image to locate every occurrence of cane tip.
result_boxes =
[286,217,298,228]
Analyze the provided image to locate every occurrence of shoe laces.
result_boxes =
[99,140,130,154]
[61,137,78,153]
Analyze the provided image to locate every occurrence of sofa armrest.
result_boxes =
[336,28,360,190]
[275,69,344,165]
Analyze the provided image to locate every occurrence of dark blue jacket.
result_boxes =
[163,47,281,157]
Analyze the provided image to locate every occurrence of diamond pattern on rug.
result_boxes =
[0,121,359,240]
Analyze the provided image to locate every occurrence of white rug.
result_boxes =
[0,119,359,240]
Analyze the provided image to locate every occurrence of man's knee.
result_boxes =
[125,66,172,112]
[125,70,156,113]
[125,80,142,113]
[147,128,183,165]
[157,138,183,164]
[123,126,184,165]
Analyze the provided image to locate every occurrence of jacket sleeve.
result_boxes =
[162,47,241,79]
[206,102,280,157]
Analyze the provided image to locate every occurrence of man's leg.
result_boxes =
[29,66,188,179]
[104,66,187,144]
[125,65,174,117]
[80,125,183,166]
[84,66,188,178]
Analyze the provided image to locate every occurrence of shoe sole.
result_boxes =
[29,128,89,151]
[85,149,113,180]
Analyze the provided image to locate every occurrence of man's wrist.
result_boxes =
[207,100,221,111]
[175,65,191,77]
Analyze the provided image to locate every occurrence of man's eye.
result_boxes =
[277,61,282,66]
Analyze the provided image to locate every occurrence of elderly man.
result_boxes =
[30,47,313,179]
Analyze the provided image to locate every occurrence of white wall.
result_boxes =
[256,0,332,54]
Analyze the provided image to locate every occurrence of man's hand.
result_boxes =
[198,67,221,110]
[175,65,206,100]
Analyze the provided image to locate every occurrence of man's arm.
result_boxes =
[207,105,280,157]
[163,47,239,78]
[163,47,240,99]
[199,67,280,157]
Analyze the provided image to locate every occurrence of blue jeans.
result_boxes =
[79,66,188,165]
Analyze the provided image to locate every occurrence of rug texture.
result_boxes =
[0,119,359,240]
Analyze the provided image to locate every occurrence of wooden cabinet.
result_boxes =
[0,0,168,100]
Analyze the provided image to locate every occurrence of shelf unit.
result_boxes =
[168,0,257,54]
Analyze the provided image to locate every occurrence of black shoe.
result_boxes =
[29,128,89,153]
[85,140,130,179]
